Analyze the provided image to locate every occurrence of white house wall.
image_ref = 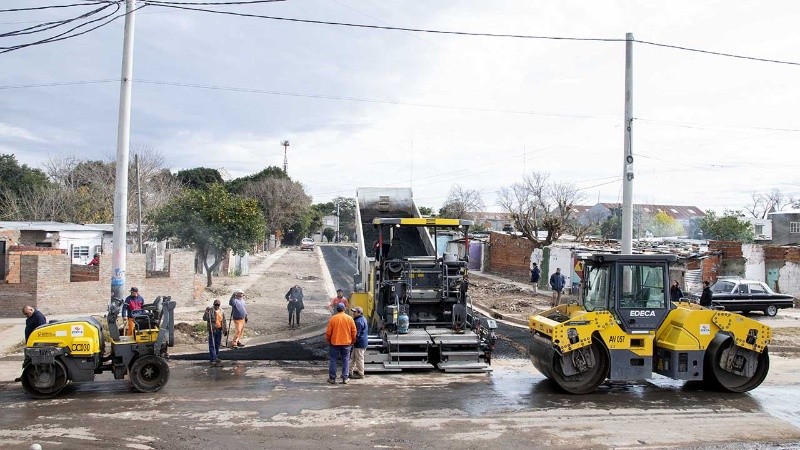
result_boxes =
[58,230,103,264]
[548,247,575,289]
[778,262,800,297]
[742,244,766,282]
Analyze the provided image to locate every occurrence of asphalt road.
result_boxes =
[320,244,357,298]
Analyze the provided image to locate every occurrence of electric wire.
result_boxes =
[0,2,116,13]
[0,3,112,38]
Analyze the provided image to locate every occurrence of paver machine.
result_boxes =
[529,254,771,394]
[20,295,176,398]
[352,188,496,372]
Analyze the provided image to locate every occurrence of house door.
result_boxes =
[766,267,780,292]
[0,240,6,280]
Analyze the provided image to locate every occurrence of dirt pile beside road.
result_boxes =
[468,277,576,323]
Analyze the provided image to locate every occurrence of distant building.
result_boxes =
[767,210,800,245]
[0,221,103,264]
[575,203,705,231]
[741,217,773,242]
[472,212,512,231]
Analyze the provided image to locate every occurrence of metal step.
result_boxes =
[384,361,435,370]
[441,350,481,357]
[365,362,400,373]
[437,361,492,373]
[388,351,428,357]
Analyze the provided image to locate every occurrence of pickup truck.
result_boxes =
[710,278,795,316]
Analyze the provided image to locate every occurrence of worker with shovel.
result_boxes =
[203,299,228,366]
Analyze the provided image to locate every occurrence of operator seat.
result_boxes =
[386,237,404,260]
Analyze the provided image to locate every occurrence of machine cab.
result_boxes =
[582,254,677,334]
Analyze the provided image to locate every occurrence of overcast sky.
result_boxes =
[1,1,799,213]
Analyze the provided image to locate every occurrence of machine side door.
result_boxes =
[615,262,671,333]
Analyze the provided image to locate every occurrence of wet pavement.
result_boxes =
[2,358,800,449]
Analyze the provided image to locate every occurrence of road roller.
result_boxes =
[19,296,176,398]
[529,254,770,394]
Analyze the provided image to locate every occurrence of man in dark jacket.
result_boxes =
[670,281,684,301]
[202,299,228,366]
[350,307,369,379]
[122,287,145,336]
[549,268,566,307]
[22,305,47,342]
[699,281,713,307]
[530,263,541,295]
[285,285,305,329]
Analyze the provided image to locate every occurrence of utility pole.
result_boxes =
[621,32,634,255]
[111,0,136,301]
[135,153,143,254]
[336,199,340,243]
[282,140,290,174]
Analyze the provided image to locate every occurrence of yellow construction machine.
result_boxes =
[529,254,770,394]
[19,296,175,398]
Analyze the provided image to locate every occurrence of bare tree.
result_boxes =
[439,185,485,220]
[568,208,607,242]
[241,178,312,237]
[745,189,796,219]
[497,172,585,246]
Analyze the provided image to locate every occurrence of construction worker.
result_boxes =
[350,307,369,379]
[22,305,47,342]
[325,303,356,385]
[202,299,228,366]
[328,289,349,315]
[122,287,145,336]
[228,288,248,348]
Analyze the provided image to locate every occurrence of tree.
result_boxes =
[600,207,622,240]
[332,197,356,241]
[651,211,683,237]
[226,166,287,194]
[240,177,311,239]
[176,167,223,190]
[150,184,265,287]
[418,206,433,216]
[497,172,584,246]
[0,154,50,197]
[696,210,754,242]
[323,227,335,242]
[745,189,796,219]
[568,208,608,241]
[439,185,484,220]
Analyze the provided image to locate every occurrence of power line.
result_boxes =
[635,39,800,67]
[1,3,112,38]
[0,2,117,13]
[147,0,284,5]
[0,79,116,89]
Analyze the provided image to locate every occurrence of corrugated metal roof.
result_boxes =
[0,221,104,232]
[591,203,705,220]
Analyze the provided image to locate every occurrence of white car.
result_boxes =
[300,238,315,251]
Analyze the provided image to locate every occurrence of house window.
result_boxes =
[72,246,90,260]
[790,222,800,234]
[754,225,764,235]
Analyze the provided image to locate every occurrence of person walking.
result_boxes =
[350,306,369,379]
[670,281,684,301]
[699,281,713,307]
[122,287,145,336]
[549,268,566,307]
[328,289,349,315]
[202,299,228,366]
[228,288,248,348]
[530,263,541,295]
[285,285,305,329]
[22,305,47,342]
[325,303,356,385]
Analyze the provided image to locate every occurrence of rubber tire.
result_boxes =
[21,359,68,399]
[704,335,769,393]
[550,337,609,394]
[764,305,778,317]
[130,355,170,393]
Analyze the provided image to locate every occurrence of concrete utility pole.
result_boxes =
[282,140,290,174]
[621,32,634,255]
[111,0,137,300]
[336,199,340,243]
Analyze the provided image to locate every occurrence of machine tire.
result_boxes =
[130,355,170,393]
[21,359,68,399]
[764,305,778,317]
[704,334,769,393]
[550,337,609,394]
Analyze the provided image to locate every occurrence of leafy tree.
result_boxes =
[0,154,50,198]
[600,207,622,240]
[226,166,287,194]
[241,177,311,239]
[439,185,485,220]
[498,172,584,246]
[651,211,683,237]
[150,184,265,287]
[323,227,335,242]
[418,206,433,216]
[332,196,356,241]
[696,210,754,242]
[176,167,223,190]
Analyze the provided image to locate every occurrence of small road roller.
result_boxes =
[529,254,770,394]
[20,296,176,398]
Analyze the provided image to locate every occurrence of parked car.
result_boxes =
[300,238,315,251]
[710,278,794,316]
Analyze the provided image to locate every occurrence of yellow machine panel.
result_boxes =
[657,302,771,352]
[26,319,103,356]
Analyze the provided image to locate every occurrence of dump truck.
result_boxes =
[20,296,175,398]
[351,188,496,373]
[528,253,771,394]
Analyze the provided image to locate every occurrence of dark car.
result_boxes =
[710,278,794,317]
